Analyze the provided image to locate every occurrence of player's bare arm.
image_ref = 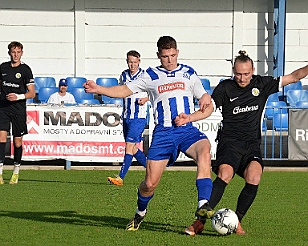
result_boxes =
[281,64,308,87]
[84,80,133,98]
[6,84,35,101]
[174,102,214,126]
[198,93,212,112]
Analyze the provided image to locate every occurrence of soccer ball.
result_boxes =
[211,208,238,235]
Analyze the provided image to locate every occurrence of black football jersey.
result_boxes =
[0,61,34,114]
[211,75,280,140]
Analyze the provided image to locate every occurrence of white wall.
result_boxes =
[0,0,307,87]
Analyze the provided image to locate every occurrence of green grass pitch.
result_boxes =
[0,169,307,245]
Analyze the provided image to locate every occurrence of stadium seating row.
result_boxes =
[32,77,122,105]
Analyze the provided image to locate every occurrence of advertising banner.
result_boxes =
[22,105,128,162]
[288,109,308,160]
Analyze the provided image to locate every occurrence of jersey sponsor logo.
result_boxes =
[251,88,260,96]
[2,81,20,88]
[233,105,259,114]
[158,82,185,94]
[229,97,238,102]
[15,73,21,79]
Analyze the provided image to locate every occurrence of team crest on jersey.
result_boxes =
[183,72,191,79]
[251,88,260,97]
[15,73,21,79]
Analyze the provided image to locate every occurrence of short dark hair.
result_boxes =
[157,36,177,53]
[126,50,140,59]
[234,50,254,68]
[8,41,23,51]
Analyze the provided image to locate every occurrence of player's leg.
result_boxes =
[131,118,147,167]
[209,164,234,209]
[178,127,213,235]
[10,136,22,184]
[0,112,10,184]
[126,159,168,231]
[0,130,8,185]
[235,160,262,235]
[186,138,213,215]
[108,141,135,186]
[10,113,27,184]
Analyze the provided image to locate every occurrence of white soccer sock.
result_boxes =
[198,199,208,208]
[136,208,147,217]
[0,163,3,175]
[13,163,20,175]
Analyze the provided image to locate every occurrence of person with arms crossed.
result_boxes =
[47,78,76,104]
[186,50,308,235]
[0,41,36,184]
[108,50,148,186]
[84,36,214,231]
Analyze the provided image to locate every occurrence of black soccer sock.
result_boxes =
[236,182,259,222]
[0,142,6,164]
[209,177,228,209]
[13,145,23,164]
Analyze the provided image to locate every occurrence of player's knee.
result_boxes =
[217,165,233,183]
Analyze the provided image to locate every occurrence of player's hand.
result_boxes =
[6,93,18,101]
[174,113,190,126]
[83,80,98,94]
[138,97,148,105]
[199,93,212,112]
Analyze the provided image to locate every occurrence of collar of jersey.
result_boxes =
[156,64,182,76]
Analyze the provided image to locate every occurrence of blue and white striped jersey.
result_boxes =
[119,68,148,119]
[126,64,207,127]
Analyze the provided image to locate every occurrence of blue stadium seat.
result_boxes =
[265,101,287,120]
[295,101,308,108]
[38,87,59,103]
[108,98,123,106]
[34,77,56,92]
[262,118,267,132]
[66,77,87,91]
[26,98,34,104]
[96,78,118,87]
[220,77,232,82]
[70,87,94,101]
[286,89,308,106]
[77,99,100,105]
[267,91,283,102]
[284,80,302,95]
[273,113,288,131]
[200,78,211,90]
[102,96,123,106]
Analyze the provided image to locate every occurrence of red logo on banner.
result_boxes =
[27,111,40,134]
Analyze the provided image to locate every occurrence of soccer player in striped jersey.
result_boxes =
[108,50,148,186]
[84,36,214,232]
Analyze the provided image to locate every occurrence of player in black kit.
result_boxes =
[185,50,308,236]
[0,41,35,184]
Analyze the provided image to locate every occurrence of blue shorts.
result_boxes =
[147,124,208,166]
[123,118,147,143]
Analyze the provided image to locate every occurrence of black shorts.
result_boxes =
[0,110,27,137]
[212,138,264,178]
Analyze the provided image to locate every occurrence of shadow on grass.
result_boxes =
[0,210,218,236]
[13,178,108,185]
